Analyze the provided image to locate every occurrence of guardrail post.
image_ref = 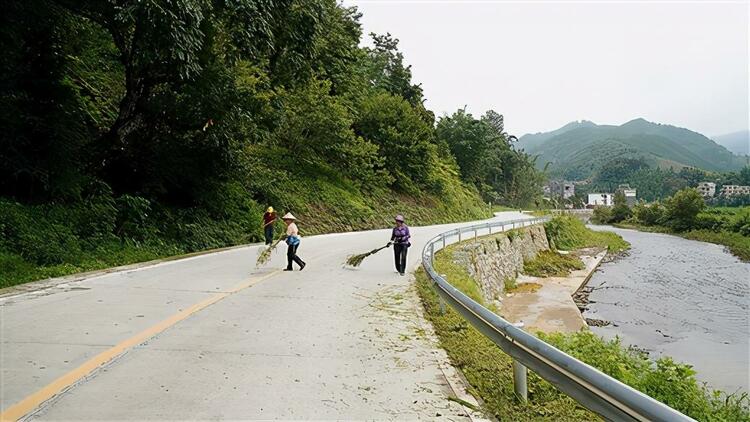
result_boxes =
[442,235,446,249]
[512,359,528,402]
[430,242,435,266]
[474,229,477,240]
[458,230,462,242]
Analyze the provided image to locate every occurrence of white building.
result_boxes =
[587,193,613,207]
[697,182,716,197]
[720,185,750,197]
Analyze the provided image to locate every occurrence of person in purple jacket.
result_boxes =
[389,215,411,276]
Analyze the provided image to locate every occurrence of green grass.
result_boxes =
[432,243,485,304]
[416,244,750,421]
[545,215,629,253]
[523,250,585,277]
[680,230,750,262]
[0,241,183,289]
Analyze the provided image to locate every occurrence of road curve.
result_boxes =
[1,211,529,420]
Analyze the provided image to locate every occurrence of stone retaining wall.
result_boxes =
[451,225,550,300]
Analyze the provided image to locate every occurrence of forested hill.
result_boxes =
[518,118,747,179]
[0,1,542,286]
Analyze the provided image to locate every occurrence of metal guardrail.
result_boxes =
[421,217,695,422]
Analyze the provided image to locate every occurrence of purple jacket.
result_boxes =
[391,225,411,245]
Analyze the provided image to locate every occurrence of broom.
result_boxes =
[346,243,391,267]
[256,236,286,267]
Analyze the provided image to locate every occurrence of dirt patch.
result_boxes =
[506,282,542,294]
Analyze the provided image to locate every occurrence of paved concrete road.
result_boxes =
[1,212,528,420]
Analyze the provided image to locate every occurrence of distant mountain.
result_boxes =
[713,130,749,156]
[516,120,596,152]
[517,118,747,180]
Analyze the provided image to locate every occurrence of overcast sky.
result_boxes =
[346,0,749,137]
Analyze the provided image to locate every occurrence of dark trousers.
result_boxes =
[287,244,305,269]
[393,243,408,273]
[264,225,274,245]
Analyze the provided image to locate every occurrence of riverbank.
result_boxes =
[613,222,750,262]
[501,248,607,333]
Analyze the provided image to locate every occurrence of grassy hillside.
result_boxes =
[520,119,746,179]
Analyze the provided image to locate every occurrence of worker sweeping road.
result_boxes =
[262,207,277,245]
[282,213,306,271]
[389,215,411,276]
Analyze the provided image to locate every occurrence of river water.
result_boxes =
[585,225,749,393]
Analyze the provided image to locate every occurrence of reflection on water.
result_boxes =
[585,225,749,393]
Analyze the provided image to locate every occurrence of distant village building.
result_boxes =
[720,185,750,197]
[697,182,716,197]
[617,184,637,206]
[546,180,575,199]
[587,193,613,207]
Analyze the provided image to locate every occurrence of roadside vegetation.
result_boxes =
[0,1,546,288]
[416,233,750,421]
[544,215,630,253]
[591,188,750,261]
[0,191,489,289]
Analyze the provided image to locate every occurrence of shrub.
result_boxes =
[664,188,705,231]
[115,195,156,242]
[694,213,723,231]
[610,191,632,223]
[541,331,750,421]
[633,201,665,226]
[591,206,612,224]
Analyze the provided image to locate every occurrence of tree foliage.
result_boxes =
[436,109,543,206]
[0,0,546,284]
[663,188,705,231]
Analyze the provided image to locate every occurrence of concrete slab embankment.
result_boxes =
[502,250,607,333]
[446,224,607,334]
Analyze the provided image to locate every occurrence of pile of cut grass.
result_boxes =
[523,250,585,277]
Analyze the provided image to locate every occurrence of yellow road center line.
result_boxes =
[0,270,281,422]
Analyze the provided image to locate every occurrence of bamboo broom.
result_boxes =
[256,236,285,267]
[346,243,391,267]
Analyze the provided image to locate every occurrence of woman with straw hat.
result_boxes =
[282,213,306,271]
[389,215,411,276]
